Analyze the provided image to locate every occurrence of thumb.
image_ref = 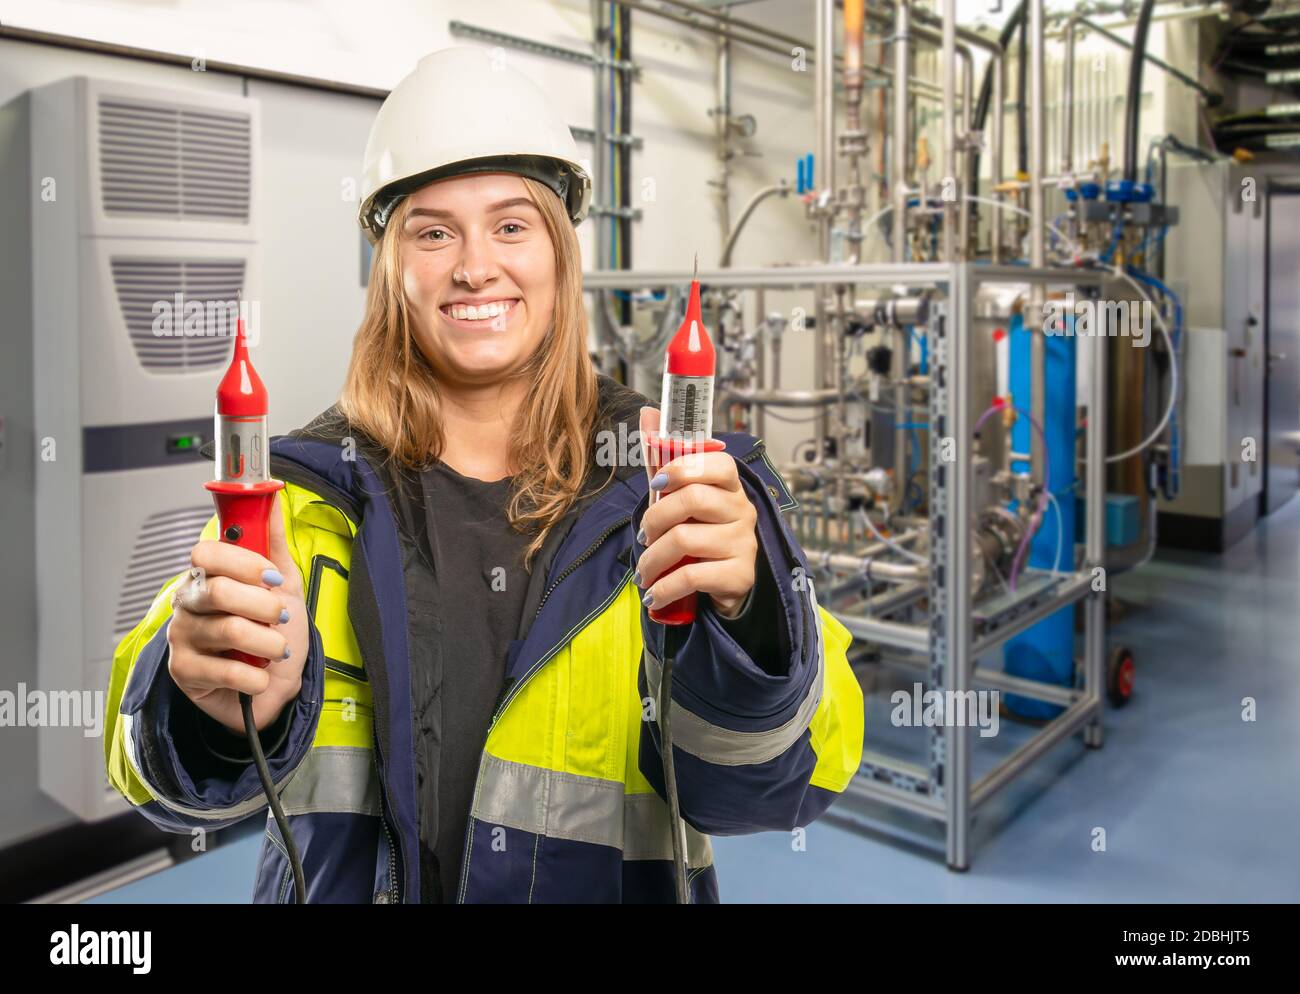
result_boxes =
[639,406,659,478]
[266,490,299,591]
[639,405,658,439]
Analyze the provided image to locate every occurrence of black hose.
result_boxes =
[1124,0,1158,183]
[242,692,306,903]
[970,2,1027,200]
[658,623,689,904]
[1016,5,1028,177]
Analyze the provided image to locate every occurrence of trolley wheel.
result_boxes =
[1106,645,1135,707]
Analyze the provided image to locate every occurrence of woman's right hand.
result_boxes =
[166,491,310,736]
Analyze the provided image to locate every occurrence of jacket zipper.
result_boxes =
[455,515,634,902]
[377,781,400,903]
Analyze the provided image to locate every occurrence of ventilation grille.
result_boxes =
[111,258,245,372]
[113,506,213,644]
[98,97,252,221]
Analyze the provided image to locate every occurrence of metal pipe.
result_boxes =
[716,6,732,249]
[941,0,957,262]
[1084,284,1108,748]
[720,186,791,268]
[837,614,929,652]
[892,1,911,265]
[814,0,835,461]
[844,0,866,132]
[972,696,1101,809]
[867,4,1000,56]
[959,46,974,259]
[723,386,848,407]
[590,1,611,359]
[943,261,973,870]
[991,57,1004,262]
[1062,16,1078,176]
[607,0,801,61]
[1029,0,1046,488]
[754,287,765,440]
[650,0,808,51]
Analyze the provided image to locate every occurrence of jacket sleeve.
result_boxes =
[103,500,324,835]
[634,438,865,836]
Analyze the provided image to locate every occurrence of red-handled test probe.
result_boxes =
[646,253,725,625]
[204,304,305,903]
[644,255,722,904]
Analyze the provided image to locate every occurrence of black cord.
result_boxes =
[240,692,306,903]
[658,622,689,904]
[1124,0,1158,183]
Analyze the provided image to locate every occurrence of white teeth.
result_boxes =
[447,300,514,321]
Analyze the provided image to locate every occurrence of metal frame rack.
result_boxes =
[584,260,1110,871]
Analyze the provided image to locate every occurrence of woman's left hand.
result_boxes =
[635,407,757,619]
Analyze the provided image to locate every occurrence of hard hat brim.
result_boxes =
[361,154,591,244]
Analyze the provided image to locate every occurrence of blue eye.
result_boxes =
[501,223,523,235]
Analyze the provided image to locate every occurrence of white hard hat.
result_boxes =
[359,47,593,243]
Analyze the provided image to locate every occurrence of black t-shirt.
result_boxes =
[406,458,534,904]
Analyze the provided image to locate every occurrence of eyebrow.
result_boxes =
[405,197,539,222]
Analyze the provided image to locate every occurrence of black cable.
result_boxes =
[1124,0,1158,183]
[241,692,306,903]
[969,3,1026,209]
[1016,5,1028,178]
[657,622,689,904]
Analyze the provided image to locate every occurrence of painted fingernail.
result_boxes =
[263,568,284,587]
[279,608,290,624]
[642,589,655,607]
[649,472,669,491]
[283,646,291,659]
[636,527,647,546]
[632,570,642,587]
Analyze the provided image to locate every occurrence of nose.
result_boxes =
[452,230,500,289]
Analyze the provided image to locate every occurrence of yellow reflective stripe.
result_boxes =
[473,754,712,867]
[808,604,864,792]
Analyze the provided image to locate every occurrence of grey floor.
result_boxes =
[92,496,1300,904]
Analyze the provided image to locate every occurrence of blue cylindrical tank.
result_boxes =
[1003,310,1077,719]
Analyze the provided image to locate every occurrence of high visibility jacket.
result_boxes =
[105,384,864,903]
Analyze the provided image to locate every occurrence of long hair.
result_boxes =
[337,175,602,570]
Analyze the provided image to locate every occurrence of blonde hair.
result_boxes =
[338,175,605,570]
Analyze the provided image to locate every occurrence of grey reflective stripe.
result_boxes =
[472,754,713,868]
[624,792,713,868]
[280,746,379,816]
[124,711,374,821]
[643,579,826,767]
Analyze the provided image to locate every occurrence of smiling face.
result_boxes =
[398,172,557,388]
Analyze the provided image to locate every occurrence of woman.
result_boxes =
[106,47,863,904]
